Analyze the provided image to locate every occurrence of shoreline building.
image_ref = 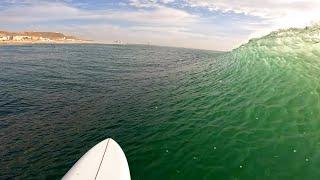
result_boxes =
[0,36,10,41]
[12,35,32,41]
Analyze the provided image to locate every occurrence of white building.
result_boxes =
[39,37,53,41]
[113,40,123,44]
[0,36,10,41]
[13,35,31,41]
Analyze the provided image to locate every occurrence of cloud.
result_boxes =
[0,1,196,26]
[1,1,235,50]
[184,0,320,31]
[160,0,175,4]
[129,0,158,8]
[113,6,197,26]
[1,0,318,50]
[128,0,175,8]
[0,2,86,22]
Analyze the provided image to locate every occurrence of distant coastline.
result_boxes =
[0,30,91,45]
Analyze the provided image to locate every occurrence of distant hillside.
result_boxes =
[0,30,90,44]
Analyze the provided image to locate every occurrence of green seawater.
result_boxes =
[1,25,320,179]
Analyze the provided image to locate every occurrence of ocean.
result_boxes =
[1,26,320,179]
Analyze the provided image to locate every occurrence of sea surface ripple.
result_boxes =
[1,25,320,180]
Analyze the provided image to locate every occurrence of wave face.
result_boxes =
[207,25,320,178]
[1,26,320,180]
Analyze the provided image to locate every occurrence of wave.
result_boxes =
[212,24,320,136]
[234,24,320,57]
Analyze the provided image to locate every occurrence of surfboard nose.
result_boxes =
[63,138,131,180]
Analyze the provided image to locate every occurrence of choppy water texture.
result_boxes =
[1,26,320,180]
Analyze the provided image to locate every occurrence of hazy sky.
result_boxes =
[1,0,320,50]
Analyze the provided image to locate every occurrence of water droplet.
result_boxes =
[255,117,259,120]
[306,158,309,162]
[155,106,158,109]
[240,165,243,168]
[193,156,197,160]
[293,149,297,153]
[166,150,169,153]
[213,146,217,150]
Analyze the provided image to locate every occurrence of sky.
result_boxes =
[1,0,320,51]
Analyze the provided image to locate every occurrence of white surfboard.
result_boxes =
[62,138,131,180]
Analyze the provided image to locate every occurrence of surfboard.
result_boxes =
[62,138,131,180]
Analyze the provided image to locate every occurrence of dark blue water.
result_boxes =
[0,44,222,179]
